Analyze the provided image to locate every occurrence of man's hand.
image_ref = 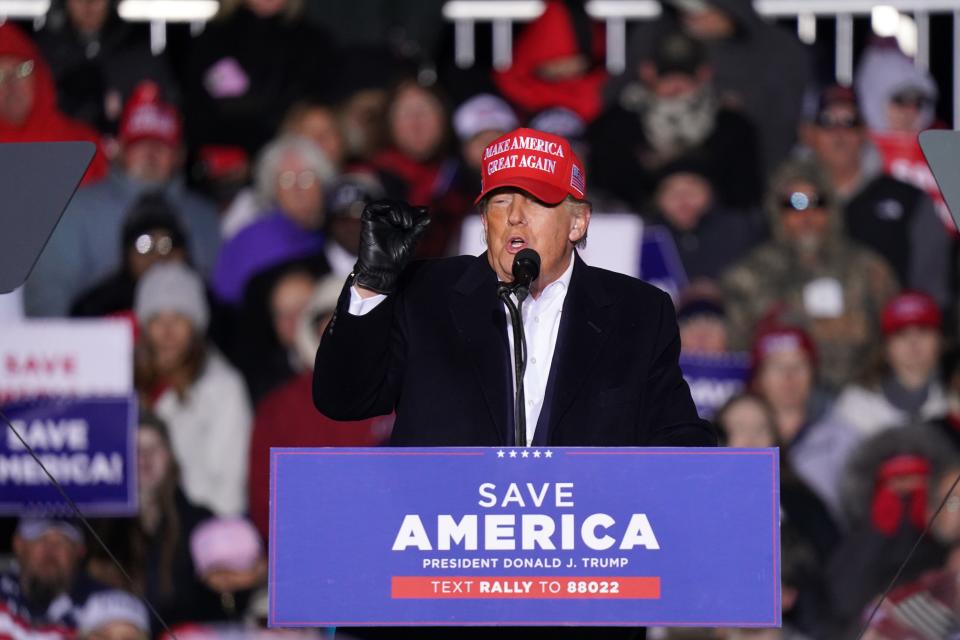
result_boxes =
[353,199,430,295]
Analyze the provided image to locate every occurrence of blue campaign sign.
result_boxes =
[270,447,780,627]
[680,352,752,420]
[639,226,688,300]
[0,396,138,515]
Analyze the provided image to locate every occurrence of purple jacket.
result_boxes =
[212,210,324,305]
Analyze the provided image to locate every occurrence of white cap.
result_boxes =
[453,94,518,142]
[77,590,150,636]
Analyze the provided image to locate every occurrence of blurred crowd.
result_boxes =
[1,0,959,638]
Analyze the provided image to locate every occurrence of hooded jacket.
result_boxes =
[616,0,811,170]
[721,161,900,389]
[493,0,607,122]
[0,23,107,183]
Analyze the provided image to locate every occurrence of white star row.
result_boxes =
[496,449,553,459]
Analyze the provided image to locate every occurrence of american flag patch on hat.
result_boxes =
[570,164,585,195]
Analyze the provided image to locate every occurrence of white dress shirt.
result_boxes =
[347,255,574,446]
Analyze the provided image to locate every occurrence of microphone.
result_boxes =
[511,248,541,302]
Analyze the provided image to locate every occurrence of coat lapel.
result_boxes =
[448,254,512,445]
[546,253,615,443]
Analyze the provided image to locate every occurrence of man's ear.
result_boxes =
[569,204,590,242]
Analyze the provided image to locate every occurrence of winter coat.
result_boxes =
[153,349,253,516]
[787,395,862,523]
[211,209,325,306]
[649,205,765,281]
[834,380,947,440]
[24,170,221,317]
[492,0,607,122]
[182,7,338,157]
[0,23,108,183]
[34,4,179,134]
[589,96,764,210]
[841,166,950,307]
[248,372,389,541]
[721,176,899,389]
[616,0,812,170]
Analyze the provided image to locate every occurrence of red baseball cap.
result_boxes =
[881,291,941,336]
[475,127,586,205]
[119,81,181,147]
[750,326,817,372]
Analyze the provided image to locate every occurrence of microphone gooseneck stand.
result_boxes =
[498,283,529,448]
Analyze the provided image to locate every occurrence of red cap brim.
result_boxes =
[474,176,570,207]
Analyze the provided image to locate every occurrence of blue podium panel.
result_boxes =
[269,447,780,627]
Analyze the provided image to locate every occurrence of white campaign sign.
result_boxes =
[0,319,133,398]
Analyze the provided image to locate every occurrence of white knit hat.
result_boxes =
[134,263,209,332]
[77,590,149,637]
[453,94,518,142]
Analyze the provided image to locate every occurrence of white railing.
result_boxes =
[2,0,957,125]
[443,0,960,127]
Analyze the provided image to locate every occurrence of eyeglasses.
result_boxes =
[815,113,862,130]
[779,192,828,212]
[133,233,175,256]
[0,60,34,85]
[891,91,931,108]
[278,170,318,190]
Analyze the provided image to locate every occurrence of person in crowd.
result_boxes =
[644,159,763,281]
[236,260,321,401]
[493,0,606,122]
[323,171,386,277]
[715,392,840,563]
[220,99,349,240]
[803,84,949,307]
[86,412,222,628]
[331,46,397,163]
[722,158,899,390]
[182,0,338,158]
[452,93,518,194]
[248,274,390,540]
[372,79,472,257]
[70,193,189,318]
[1,518,101,635]
[749,326,859,519]
[677,291,729,355]
[25,81,220,317]
[619,0,811,172]
[858,465,960,639]
[591,30,762,210]
[0,22,107,181]
[830,427,959,634]
[856,39,953,233]
[134,263,252,516]
[189,517,266,619]
[833,291,947,440]
[34,0,177,135]
[212,135,333,306]
[282,100,347,172]
[76,589,150,640]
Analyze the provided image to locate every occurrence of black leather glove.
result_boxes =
[353,199,430,294]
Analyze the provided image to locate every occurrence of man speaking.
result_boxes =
[314,126,714,451]
[313,131,715,638]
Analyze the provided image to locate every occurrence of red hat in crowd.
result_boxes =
[881,291,941,337]
[750,326,817,372]
[119,81,181,147]
[476,127,586,205]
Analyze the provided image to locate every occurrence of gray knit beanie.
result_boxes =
[134,263,209,331]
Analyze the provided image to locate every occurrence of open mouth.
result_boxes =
[506,236,527,254]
